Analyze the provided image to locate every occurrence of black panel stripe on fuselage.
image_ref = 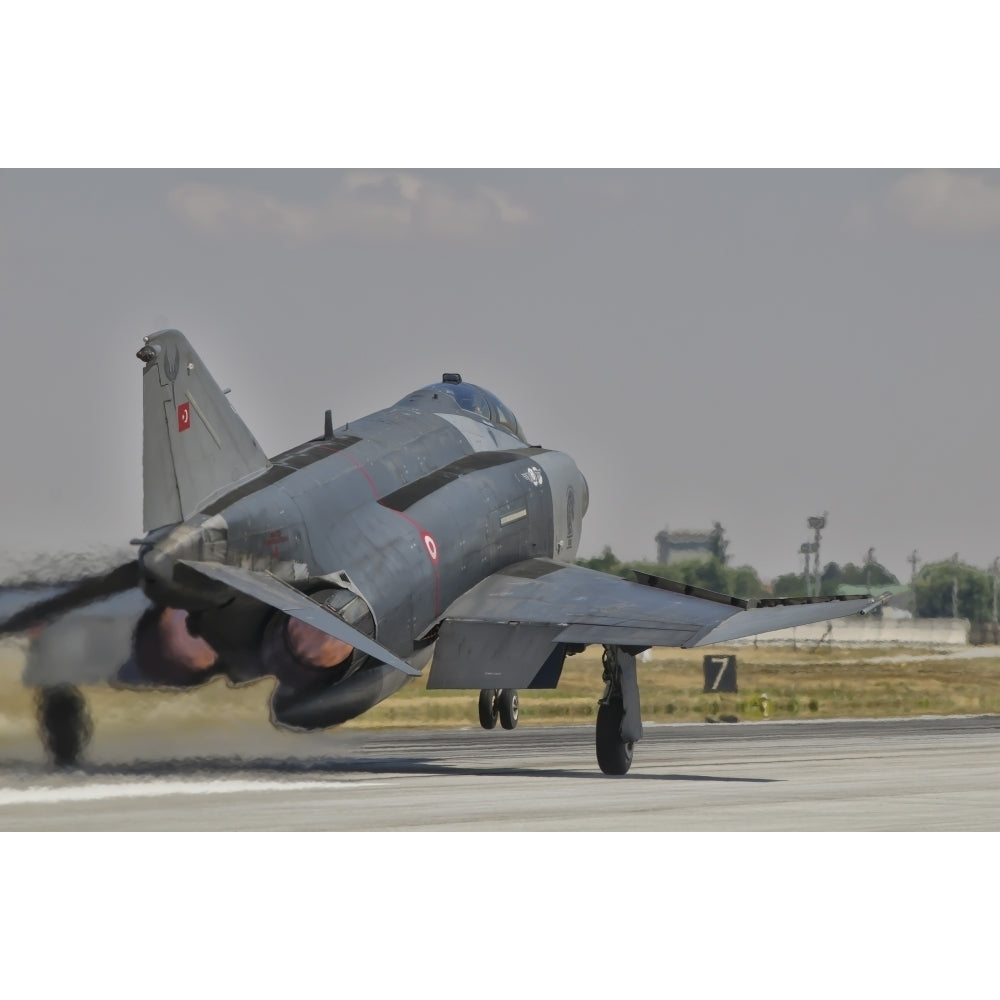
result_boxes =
[378,450,545,513]
[271,435,361,469]
[200,435,361,516]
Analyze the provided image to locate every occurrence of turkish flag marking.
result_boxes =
[178,401,191,432]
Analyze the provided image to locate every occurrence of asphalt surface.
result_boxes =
[1,714,998,830]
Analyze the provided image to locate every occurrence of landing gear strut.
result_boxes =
[596,646,643,775]
[478,688,519,731]
[36,685,92,768]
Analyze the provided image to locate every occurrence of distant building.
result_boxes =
[655,528,714,565]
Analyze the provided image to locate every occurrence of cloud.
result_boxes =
[888,170,1000,236]
[167,173,534,244]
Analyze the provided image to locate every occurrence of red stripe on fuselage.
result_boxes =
[340,452,441,614]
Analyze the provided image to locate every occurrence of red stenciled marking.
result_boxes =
[341,452,380,498]
[177,401,191,432]
[394,510,441,615]
[265,529,289,558]
[340,453,441,614]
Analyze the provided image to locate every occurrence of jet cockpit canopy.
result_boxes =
[398,374,527,443]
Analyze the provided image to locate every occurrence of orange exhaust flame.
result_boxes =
[286,617,354,669]
[158,608,218,671]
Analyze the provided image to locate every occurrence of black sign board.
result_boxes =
[702,654,737,693]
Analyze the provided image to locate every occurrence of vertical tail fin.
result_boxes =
[137,329,270,532]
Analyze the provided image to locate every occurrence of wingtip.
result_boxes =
[859,591,897,616]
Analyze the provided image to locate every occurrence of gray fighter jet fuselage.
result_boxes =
[135,350,587,730]
[4,328,886,774]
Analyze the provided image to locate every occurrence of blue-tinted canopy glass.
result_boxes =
[398,380,527,443]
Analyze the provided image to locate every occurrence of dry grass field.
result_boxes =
[3,639,1000,743]
[358,644,1000,727]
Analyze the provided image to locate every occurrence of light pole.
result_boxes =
[807,513,826,597]
[864,547,875,592]
[908,550,919,616]
[799,542,817,596]
[991,557,998,628]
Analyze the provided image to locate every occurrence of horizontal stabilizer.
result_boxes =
[0,561,140,634]
[177,561,421,676]
[24,588,151,687]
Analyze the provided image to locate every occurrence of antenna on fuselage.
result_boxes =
[324,409,333,439]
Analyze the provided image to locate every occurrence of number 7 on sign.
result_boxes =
[709,657,728,691]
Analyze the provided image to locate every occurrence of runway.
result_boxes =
[1,714,998,830]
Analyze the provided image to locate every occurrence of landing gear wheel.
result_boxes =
[36,685,92,768]
[498,689,519,730]
[596,700,633,775]
[478,688,499,730]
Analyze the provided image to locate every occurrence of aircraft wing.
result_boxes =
[425,558,883,689]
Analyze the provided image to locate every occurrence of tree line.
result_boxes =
[577,546,1000,622]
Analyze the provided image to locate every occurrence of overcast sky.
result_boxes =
[2,168,999,583]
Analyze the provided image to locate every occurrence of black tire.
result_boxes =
[498,689,519,730]
[596,700,633,775]
[478,688,499,730]
[36,685,92,768]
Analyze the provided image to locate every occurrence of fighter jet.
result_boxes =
[0,330,888,774]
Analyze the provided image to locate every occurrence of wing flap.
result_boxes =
[426,621,568,690]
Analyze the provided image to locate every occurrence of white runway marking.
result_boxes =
[0,778,391,807]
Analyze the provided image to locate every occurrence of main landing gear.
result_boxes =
[596,646,643,776]
[36,684,92,768]
[478,688,519,730]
